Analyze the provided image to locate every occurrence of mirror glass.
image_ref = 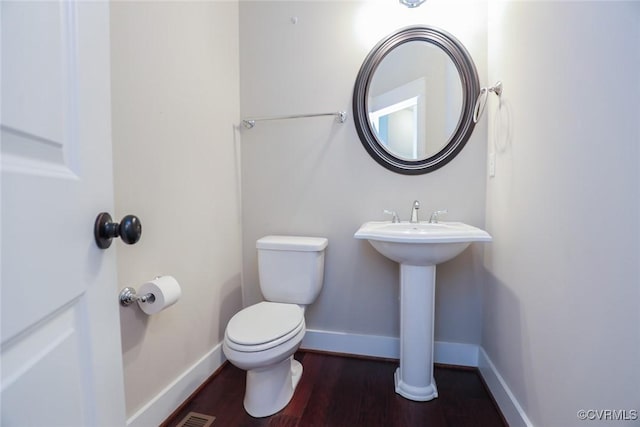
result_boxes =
[353,26,479,175]
[367,41,463,161]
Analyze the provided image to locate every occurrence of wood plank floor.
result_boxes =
[163,351,507,427]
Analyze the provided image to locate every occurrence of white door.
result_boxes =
[1,1,126,426]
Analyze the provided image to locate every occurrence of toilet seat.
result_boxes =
[225,302,304,352]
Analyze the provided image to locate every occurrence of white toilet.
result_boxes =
[222,235,328,418]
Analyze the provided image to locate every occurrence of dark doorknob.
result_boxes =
[94,212,142,249]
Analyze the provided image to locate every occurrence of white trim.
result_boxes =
[301,329,479,367]
[125,343,227,427]
[301,329,399,359]
[478,347,534,427]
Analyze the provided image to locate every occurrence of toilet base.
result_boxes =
[244,356,303,417]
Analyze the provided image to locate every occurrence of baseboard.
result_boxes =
[301,329,479,367]
[126,343,227,427]
[478,347,534,427]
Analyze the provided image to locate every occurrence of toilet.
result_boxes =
[222,235,328,418]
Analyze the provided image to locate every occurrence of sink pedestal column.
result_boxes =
[394,264,438,401]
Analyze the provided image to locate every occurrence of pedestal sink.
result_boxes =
[354,221,491,401]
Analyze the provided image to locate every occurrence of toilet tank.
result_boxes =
[256,236,328,305]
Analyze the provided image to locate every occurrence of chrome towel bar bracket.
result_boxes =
[473,81,503,123]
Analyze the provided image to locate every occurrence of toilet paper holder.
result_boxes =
[119,287,156,307]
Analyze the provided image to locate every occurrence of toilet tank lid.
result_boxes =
[256,235,328,251]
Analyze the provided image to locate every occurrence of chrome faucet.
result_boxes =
[428,209,448,224]
[409,200,420,223]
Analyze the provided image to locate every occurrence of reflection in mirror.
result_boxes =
[368,41,463,161]
[370,96,418,159]
[353,26,479,175]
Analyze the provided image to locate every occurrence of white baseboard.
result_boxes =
[478,347,534,427]
[126,343,227,427]
[125,330,529,427]
[301,329,479,367]
[301,329,400,359]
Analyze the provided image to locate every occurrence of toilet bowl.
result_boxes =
[223,302,306,417]
[222,235,328,418]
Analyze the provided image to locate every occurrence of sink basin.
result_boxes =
[354,220,491,402]
[354,221,491,266]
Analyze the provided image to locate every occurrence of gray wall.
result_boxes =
[484,2,640,426]
[110,2,242,417]
[239,1,488,344]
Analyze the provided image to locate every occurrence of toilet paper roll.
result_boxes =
[137,276,182,315]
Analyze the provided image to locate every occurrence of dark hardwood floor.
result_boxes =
[163,351,506,427]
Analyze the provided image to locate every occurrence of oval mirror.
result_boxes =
[353,26,480,174]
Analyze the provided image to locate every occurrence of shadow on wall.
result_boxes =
[218,273,243,339]
[482,271,538,422]
[489,96,514,187]
[118,272,243,355]
[435,247,483,343]
[232,124,243,228]
[492,98,513,155]
[120,299,151,354]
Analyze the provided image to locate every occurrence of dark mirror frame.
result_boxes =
[353,26,480,175]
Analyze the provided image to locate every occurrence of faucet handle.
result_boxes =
[428,209,448,224]
[383,209,400,223]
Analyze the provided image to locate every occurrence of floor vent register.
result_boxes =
[175,411,216,427]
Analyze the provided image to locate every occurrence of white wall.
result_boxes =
[107,2,640,425]
[239,1,488,347]
[110,1,242,419]
[483,2,640,426]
